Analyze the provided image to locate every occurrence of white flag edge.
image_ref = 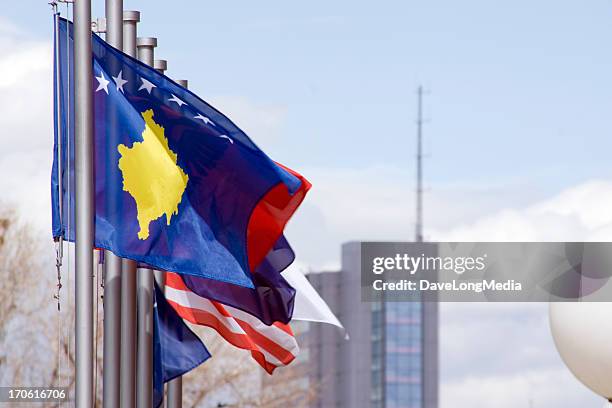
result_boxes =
[283,267,348,339]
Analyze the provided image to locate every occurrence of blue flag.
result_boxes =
[154,283,211,407]
[52,17,310,288]
[181,234,297,325]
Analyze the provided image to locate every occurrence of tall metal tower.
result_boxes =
[415,85,424,243]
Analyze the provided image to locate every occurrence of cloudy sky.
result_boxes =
[2,0,612,406]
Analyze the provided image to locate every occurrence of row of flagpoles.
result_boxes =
[62,1,344,406]
[70,0,184,406]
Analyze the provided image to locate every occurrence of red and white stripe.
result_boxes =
[164,272,299,374]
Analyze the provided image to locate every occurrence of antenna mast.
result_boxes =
[415,85,424,243]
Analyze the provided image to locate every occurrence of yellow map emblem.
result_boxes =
[118,109,189,240]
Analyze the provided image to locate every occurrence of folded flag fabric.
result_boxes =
[52,17,309,288]
[181,235,297,325]
[153,283,211,407]
[165,272,299,374]
[283,266,346,335]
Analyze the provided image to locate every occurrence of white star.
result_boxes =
[168,94,186,107]
[112,70,128,93]
[138,77,156,94]
[219,135,234,144]
[194,113,215,126]
[95,72,110,94]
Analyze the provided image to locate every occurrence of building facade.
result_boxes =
[306,242,438,408]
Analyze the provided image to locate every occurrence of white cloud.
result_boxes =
[0,19,52,231]
[431,182,612,408]
[439,302,601,407]
[286,164,544,268]
[531,180,612,231]
[0,42,50,87]
[287,167,612,269]
[285,164,612,407]
[0,35,52,154]
[432,179,612,242]
[442,366,600,408]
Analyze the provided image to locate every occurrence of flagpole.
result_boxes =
[152,57,167,301]
[152,64,188,408]
[136,36,157,408]
[154,59,167,75]
[120,10,139,408]
[74,0,95,406]
[102,1,123,407]
[165,78,186,408]
[167,373,182,408]
[150,61,185,408]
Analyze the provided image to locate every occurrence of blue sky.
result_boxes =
[11,0,612,192]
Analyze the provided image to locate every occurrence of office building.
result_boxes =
[306,242,438,408]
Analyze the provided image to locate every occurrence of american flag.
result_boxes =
[164,272,299,374]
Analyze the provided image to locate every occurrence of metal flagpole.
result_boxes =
[154,59,167,75]
[120,10,139,408]
[74,0,95,406]
[166,76,188,408]
[167,372,182,407]
[151,60,186,408]
[103,1,122,407]
[136,36,157,408]
[152,58,167,291]
[415,85,424,243]
[150,57,166,401]
[137,37,156,65]
[122,11,139,56]
[120,11,140,408]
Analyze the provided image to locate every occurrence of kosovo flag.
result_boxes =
[52,17,310,288]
